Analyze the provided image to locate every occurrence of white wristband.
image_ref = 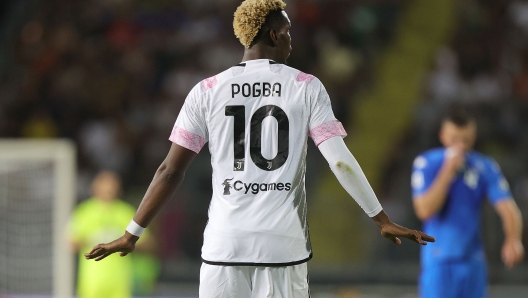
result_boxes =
[126,220,145,237]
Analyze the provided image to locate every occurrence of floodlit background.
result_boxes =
[1,0,528,297]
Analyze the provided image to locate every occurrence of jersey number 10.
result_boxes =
[225,105,289,172]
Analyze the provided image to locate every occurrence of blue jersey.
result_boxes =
[411,148,511,265]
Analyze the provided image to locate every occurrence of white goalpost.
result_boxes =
[0,139,76,298]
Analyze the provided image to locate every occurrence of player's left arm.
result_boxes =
[485,159,524,268]
[494,199,524,268]
[307,77,433,245]
[84,144,197,261]
[85,83,207,261]
[317,137,435,245]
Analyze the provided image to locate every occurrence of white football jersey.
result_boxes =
[169,59,346,265]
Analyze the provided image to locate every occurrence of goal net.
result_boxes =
[0,140,76,297]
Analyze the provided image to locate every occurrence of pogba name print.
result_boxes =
[231,82,282,98]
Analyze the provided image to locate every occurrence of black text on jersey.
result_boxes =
[225,105,289,172]
[221,178,292,195]
[231,83,282,98]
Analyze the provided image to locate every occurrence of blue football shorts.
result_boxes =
[419,258,488,298]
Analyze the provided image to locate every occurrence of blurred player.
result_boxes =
[85,1,434,296]
[411,106,524,298]
[69,171,157,298]
[69,171,135,298]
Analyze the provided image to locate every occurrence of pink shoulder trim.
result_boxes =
[296,71,315,84]
[169,126,205,153]
[310,120,347,146]
[201,76,218,91]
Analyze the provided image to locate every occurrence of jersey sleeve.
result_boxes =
[306,77,347,146]
[483,158,512,205]
[411,154,441,198]
[169,83,208,153]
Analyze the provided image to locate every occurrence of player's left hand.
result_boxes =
[84,232,138,261]
[379,221,435,245]
[501,238,524,269]
[373,210,435,245]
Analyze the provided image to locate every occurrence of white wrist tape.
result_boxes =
[126,220,145,237]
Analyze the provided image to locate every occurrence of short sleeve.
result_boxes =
[411,154,441,197]
[306,76,347,146]
[483,158,512,205]
[169,84,208,153]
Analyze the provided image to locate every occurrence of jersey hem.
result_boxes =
[202,252,312,267]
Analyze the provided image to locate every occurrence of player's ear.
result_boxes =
[269,29,279,47]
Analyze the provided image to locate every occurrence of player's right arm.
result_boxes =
[84,144,197,261]
[317,137,435,245]
[412,146,464,221]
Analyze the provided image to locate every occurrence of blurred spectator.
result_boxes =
[510,0,528,34]
[21,107,59,138]
[513,50,528,100]
[79,120,133,175]
[428,47,462,104]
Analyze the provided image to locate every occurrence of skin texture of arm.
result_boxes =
[494,199,524,268]
[318,137,435,245]
[84,144,197,261]
[413,146,464,221]
[132,144,197,227]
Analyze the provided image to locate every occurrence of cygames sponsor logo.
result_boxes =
[221,178,291,195]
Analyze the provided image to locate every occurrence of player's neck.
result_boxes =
[241,46,280,63]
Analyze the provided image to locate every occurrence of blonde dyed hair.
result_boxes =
[233,0,287,48]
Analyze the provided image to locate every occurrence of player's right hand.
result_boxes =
[444,145,465,174]
[84,232,138,261]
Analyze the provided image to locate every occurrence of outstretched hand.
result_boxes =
[84,232,138,261]
[373,211,435,245]
[379,221,435,245]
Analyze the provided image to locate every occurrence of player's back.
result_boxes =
[170,59,346,265]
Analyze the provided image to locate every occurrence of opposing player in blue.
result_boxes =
[411,106,524,298]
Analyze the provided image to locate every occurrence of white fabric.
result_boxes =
[125,220,145,237]
[317,136,383,217]
[170,59,346,264]
[199,263,309,298]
